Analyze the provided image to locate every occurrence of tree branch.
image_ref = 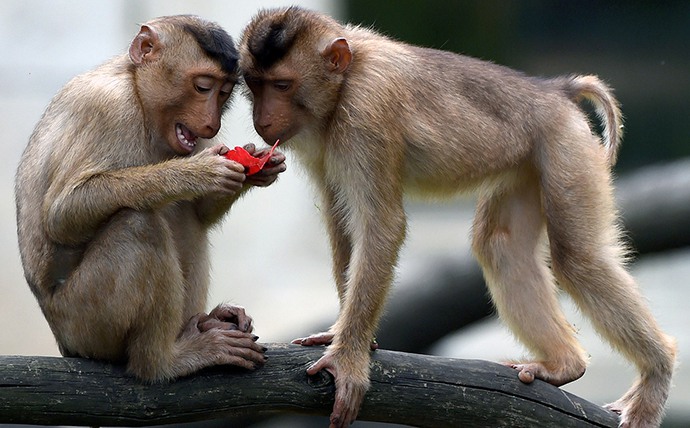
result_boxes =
[0,344,617,427]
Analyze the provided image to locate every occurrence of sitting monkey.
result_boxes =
[16,15,286,380]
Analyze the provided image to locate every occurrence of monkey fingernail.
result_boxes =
[252,335,259,341]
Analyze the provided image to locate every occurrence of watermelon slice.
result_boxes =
[224,139,280,175]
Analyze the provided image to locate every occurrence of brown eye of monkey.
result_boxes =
[273,81,292,92]
[243,76,260,89]
[220,82,234,97]
[195,84,212,94]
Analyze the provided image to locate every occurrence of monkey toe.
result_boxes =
[605,387,665,428]
[198,318,238,332]
[517,367,535,383]
[219,343,267,369]
[604,400,624,416]
[223,355,263,371]
[208,303,253,332]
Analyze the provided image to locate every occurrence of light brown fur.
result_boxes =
[239,7,676,427]
[16,15,286,381]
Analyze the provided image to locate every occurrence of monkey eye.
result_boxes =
[273,80,292,92]
[220,82,234,97]
[195,84,212,94]
[244,76,260,88]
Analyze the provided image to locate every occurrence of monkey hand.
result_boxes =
[240,143,287,187]
[223,139,282,173]
[292,331,335,346]
[307,347,371,428]
[195,144,247,195]
[197,303,254,333]
[293,332,379,350]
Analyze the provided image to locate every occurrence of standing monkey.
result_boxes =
[16,15,286,381]
[238,7,676,428]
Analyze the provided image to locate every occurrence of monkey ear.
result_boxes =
[129,25,162,66]
[322,38,352,74]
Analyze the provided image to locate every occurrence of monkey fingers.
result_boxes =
[197,316,239,332]
[245,153,287,187]
[292,333,379,351]
[207,328,267,370]
[307,352,368,428]
[182,312,239,335]
[292,331,335,347]
[207,303,254,332]
[224,139,280,176]
[330,379,367,428]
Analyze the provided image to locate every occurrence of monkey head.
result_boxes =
[129,15,239,156]
[238,7,352,146]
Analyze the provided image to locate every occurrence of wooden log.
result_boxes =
[0,344,618,427]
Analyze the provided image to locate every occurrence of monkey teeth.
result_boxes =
[176,124,197,149]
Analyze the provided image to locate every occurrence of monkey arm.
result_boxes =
[195,147,287,226]
[321,185,352,306]
[315,153,407,426]
[194,187,249,227]
[43,155,239,246]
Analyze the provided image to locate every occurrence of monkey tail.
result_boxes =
[560,75,624,166]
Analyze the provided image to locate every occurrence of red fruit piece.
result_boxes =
[224,139,280,175]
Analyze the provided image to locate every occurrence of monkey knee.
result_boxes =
[471,227,511,271]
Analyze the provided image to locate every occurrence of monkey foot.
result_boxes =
[504,360,585,387]
[197,303,254,333]
[604,379,668,428]
[604,400,624,416]
[604,398,640,428]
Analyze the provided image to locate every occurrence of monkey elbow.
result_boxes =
[43,200,90,246]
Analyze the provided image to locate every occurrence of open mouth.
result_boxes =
[176,124,197,152]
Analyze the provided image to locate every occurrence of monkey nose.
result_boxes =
[256,122,273,138]
[203,116,221,137]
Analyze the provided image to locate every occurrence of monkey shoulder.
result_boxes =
[53,56,140,129]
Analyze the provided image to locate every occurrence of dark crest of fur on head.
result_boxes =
[245,7,309,70]
[181,17,239,75]
[150,15,239,75]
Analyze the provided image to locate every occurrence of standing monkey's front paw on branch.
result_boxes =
[306,350,371,428]
[330,376,369,428]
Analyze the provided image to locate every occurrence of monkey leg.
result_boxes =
[45,209,265,381]
[538,141,676,427]
[472,170,589,387]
